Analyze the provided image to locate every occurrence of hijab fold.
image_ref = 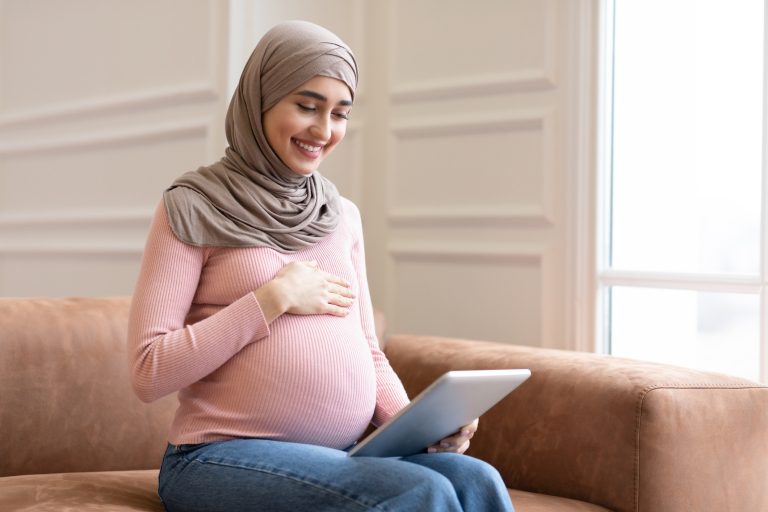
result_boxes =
[163,20,357,251]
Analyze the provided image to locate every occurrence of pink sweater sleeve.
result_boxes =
[127,201,270,403]
[346,202,411,425]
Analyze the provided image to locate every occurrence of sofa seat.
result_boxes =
[0,470,164,512]
[0,470,612,512]
[509,490,611,512]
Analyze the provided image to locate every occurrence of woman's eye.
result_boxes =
[333,111,350,120]
[297,104,316,112]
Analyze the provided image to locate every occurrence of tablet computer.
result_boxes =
[347,369,531,458]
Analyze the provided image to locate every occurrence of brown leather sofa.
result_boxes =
[1,297,766,511]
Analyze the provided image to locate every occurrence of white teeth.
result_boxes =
[294,140,322,153]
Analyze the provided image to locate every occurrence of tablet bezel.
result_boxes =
[347,369,531,458]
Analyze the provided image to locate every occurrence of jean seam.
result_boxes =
[189,458,387,511]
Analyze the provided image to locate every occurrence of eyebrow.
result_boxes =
[295,90,353,107]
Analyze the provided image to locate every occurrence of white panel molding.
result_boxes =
[0,119,210,156]
[0,244,144,256]
[0,208,153,227]
[0,0,227,131]
[388,206,549,227]
[387,242,544,263]
[564,0,600,353]
[0,0,228,297]
[205,0,230,156]
[537,246,558,348]
[391,70,556,103]
[318,122,364,205]
[389,0,557,102]
[206,0,229,89]
[385,242,553,346]
[0,83,218,129]
[350,0,368,100]
[390,110,545,137]
[385,242,545,325]
[388,109,556,226]
[347,123,365,207]
[0,209,153,256]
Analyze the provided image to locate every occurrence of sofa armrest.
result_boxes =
[384,335,768,512]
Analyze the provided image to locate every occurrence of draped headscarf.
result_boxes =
[163,20,358,251]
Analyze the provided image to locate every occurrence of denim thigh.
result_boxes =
[158,439,514,512]
[158,439,466,512]
[401,452,514,512]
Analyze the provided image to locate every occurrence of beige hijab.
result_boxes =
[163,20,357,251]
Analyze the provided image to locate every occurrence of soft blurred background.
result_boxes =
[10,0,764,385]
[1,0,595,353]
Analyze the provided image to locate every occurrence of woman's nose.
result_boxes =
[310,115,332,141]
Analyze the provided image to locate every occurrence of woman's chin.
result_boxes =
[289,167,316,176]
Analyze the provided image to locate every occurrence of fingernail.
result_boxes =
[440,442,450,448]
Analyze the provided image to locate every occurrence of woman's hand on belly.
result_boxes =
[254,260,355,321]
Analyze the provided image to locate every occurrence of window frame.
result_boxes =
[594,0,768,383]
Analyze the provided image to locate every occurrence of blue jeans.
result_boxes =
[158,439,514,511]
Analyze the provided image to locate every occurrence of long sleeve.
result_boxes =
[128,197,406,448]
[347,202,410,425]
[127,201,270,403]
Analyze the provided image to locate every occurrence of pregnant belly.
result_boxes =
[223,315,378,446]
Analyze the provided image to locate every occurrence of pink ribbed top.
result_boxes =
[128,197,410,449]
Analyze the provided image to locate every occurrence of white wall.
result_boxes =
[359,0,598,349]
[0,0,598,351]
[0,0,229,296]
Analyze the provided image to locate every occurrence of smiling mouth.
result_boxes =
[292,138,323,154]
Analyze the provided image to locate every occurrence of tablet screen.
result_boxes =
[348,369,531,458]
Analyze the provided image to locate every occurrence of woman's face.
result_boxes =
[263,76,352,175]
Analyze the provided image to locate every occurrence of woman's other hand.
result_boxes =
[427,418,479,455]
[254,261,355,322]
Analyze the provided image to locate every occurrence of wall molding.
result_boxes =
[388,206,552,227]
[0,209,153,256]
[0,208,154,227]
[0,83,218,129]
[563,0,601,353]
[390,110,546,138]
[0,119,209,156]
[0,244,144,256]
[389,0,557,102]
[0,0,228,296]
[385,242,552,345]
[388,109,556,226]
[345,124,365,207]
[388,242,544,264]
[391,70,556,103]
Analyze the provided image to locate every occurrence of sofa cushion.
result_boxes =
[0,470,613,512]
[0,469,163,511]
[509,489,612,511]
[0,470,609,512]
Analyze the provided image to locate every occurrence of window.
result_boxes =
[599,0,766,382]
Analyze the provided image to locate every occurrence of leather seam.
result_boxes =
[634,385,767,511]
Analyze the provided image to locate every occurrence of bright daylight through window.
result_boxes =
[600,0,766,382]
